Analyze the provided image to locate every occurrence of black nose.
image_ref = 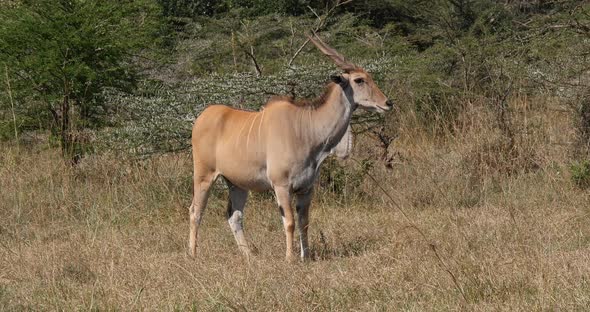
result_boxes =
[386,100,394,108]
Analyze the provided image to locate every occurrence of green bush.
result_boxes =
[570,161,590,189]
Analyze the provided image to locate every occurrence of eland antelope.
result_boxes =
[189,34,393,260]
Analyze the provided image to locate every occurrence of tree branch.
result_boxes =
[244,47,262,77]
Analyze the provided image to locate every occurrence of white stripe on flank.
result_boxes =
[246,113,260,152]
[235,113,255,151]
[257,109,265,152]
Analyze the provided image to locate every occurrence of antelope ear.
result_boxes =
[330,74,349,87]
[330,74,342,83]
[331,124,353,160]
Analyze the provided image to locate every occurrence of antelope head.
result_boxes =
[307,33,393,113]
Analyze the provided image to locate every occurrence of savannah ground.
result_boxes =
[1,95,589,311]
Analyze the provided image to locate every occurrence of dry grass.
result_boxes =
[1,96,590,311]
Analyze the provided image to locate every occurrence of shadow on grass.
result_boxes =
[308,231,379,261]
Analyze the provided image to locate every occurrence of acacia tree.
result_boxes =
[0,0,162,161]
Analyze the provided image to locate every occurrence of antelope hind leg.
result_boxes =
[226,181,251,257]
[189,171,215,257]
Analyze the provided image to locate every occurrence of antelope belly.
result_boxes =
[220,165,272,192]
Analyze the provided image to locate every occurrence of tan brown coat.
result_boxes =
[189,35,393,260]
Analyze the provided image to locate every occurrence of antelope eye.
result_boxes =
[354,78,365,84]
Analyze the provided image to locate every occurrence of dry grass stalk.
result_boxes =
[1,93,590,310]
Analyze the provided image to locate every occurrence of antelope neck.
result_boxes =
[308,83,355,153]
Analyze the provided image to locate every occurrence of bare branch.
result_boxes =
[4,64,19,146]
[244,47,262,77]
